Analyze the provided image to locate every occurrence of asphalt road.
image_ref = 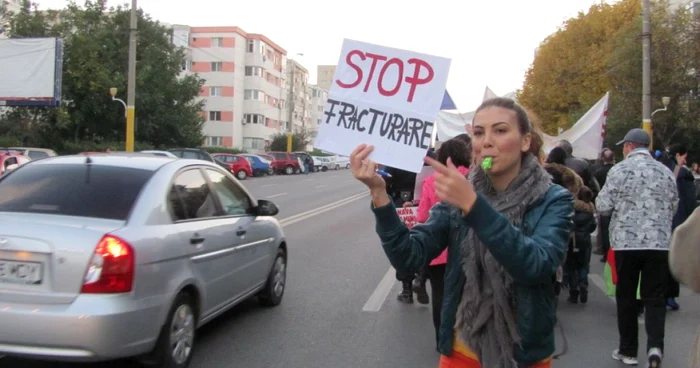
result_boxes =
[3,169,700,367]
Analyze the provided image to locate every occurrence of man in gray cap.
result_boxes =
[596,128,678,367]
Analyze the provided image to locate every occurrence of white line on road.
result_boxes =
[315,184,328,188]
[266,193,287,199]
[363,267,397,312]
[279,191,369,227]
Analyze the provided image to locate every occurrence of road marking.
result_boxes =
[301,178,312,182]
[267,193,287,199]
[279,191,369,227]
[589,274,615,303]
[363,267,397,312]
[263,184,278,187]
[315,184,328,188]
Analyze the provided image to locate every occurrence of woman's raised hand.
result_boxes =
[350,144,385,192]
[425,156,477,214]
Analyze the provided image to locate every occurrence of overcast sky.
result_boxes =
[34,0,615,111]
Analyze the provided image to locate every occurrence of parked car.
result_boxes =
[241,154,272,177]
[168,148,231,172]
[0,153,31,175]
[311,156,323,172]
[257,154,276,175]
[141,150,178,158]
[314,156,332,172]
[0,153,287,367]
[5,147,56,161]
[267,152,302,175]
[328,155,350,170]
[211,153,253,180]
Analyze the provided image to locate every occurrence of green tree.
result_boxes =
[519,0,700,153]
[605,0,700,149]
[269,131,311,152]
[518,0,641,134]
[0,0,205,150]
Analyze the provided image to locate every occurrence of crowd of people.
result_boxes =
[350,97,699,368]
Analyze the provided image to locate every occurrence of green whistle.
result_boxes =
[481,157,493,170]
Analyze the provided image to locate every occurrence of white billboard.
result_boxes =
[0,37,63,106]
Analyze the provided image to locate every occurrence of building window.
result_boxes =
[210,87,222,96]
[244,113,265,124]
[211,37,223,47]
[211,62,222,72]
[181,59,191,72]
[317,119,322,125]
[243,137,265,150]
[205,136,224,146]
[243,89,265,101]
[209,111,222,121]
[245,66,263,77]
[246,39,254,53]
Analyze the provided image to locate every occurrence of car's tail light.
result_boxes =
[81,235,134,294]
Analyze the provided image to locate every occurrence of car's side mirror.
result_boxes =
[256,199,279,217]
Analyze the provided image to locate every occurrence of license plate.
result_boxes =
[0,260,42,285]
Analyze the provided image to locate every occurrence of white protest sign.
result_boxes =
[313,39,451,173]
[396,207,418,229]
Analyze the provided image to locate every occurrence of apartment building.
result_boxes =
[316,65,335,91]
[172,25,288,151]
[307,85,328,139]
[286,59,310,134]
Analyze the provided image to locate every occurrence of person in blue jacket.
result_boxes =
[349,97,573,368]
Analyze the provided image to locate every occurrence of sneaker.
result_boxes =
[666,298,680,311]
[612,349,639,365]
[397,282,413,304]
[648,348,662,368]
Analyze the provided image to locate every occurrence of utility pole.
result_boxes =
[286,61,295,152]
[125,0,137,152]
[642,0,653,148]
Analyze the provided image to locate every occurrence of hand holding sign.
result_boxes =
[350,144,386,192]
[424,156,477,215]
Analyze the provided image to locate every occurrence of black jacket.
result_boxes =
[568,206,597,267]
[662,161,698,229]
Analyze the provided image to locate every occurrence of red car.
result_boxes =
[211,153,253,180]
[267,151,302,175]
[0,153,31,175]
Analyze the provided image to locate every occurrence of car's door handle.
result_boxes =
[190,234,205,245]
[236,229,246,236]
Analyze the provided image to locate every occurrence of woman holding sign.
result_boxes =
[350,97,572,368]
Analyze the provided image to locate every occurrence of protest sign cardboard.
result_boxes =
[313,39,451,173]
[396,206,418,229]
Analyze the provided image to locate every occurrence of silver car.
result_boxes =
[0,153,288,367]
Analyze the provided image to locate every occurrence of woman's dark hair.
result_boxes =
[475,98,532,135]
[667,143,688,158]
[546,147,567,165]
[474,97,542,157]
[437,138,471,167]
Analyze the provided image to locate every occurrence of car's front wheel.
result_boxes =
[140,292,196,368]
[258,248,286,307]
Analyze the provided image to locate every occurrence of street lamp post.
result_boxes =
[125,0,138,152]
[110,87,127,118]
[649,96,671,148]
[642,0,652,143]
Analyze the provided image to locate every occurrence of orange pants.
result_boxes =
[439,351,552,368]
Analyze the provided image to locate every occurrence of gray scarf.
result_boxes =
[454,154,552,368]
